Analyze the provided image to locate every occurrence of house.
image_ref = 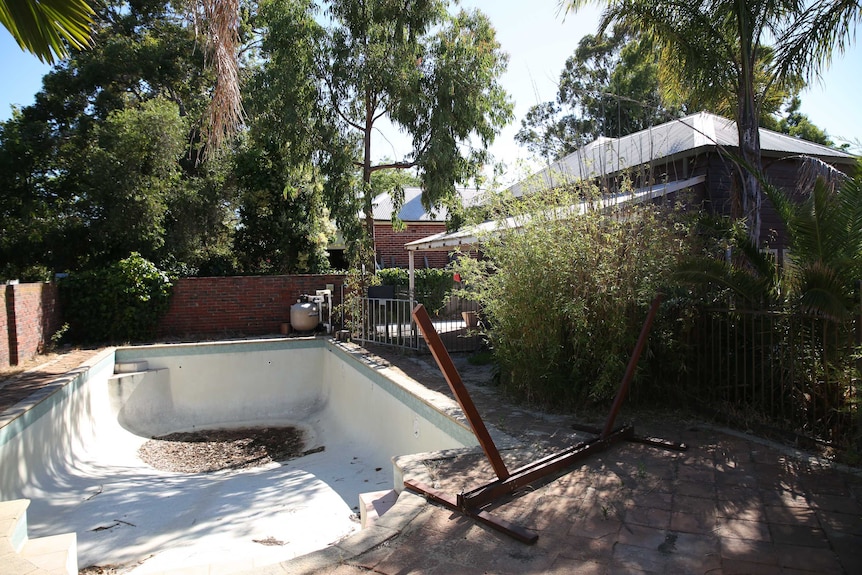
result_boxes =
[370,186,483,269]
[406,111,858,257]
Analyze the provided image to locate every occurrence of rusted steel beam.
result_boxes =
[457,426,634,509]
[601,293,663,438]
[404,480,538,544]
[412,304,510,480]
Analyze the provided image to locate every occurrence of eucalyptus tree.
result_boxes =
[563,0,860,245]
[255,0,512,260]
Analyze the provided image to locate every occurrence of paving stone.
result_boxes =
[774,543,843,572]
[611,542,669,573]
[722,558,781,574]
[623,506,671,529]
[808,493,862,514]
[817,509,862,536]
[676,479,717,498]
[716,499,765,522]
[628,491,673,511]
[670,510,717,534]
[546,557,608,575]
[717,518,771,541]
[673,495,718,515]
[759,488,809,508]
[719,537,779,565]
[768,523,829,547]
[823,531,862,573]
[556,532,616,563]
[763,505,818,527]
[616,523,669,549]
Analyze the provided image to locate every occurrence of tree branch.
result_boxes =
[369,160,418,172]
[324,76,365,132]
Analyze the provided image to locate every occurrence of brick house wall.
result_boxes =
[1,283,62,368]
[374,222,450,269]
[157,274,346,338]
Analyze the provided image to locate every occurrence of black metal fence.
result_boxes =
[356,292,482,353]
[682,307,860,447]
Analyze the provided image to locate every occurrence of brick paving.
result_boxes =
[0,348,103,414]
[306,346,862,575]
[3,344,862,574]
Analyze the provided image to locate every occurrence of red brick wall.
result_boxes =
[157,274,346,338]
[374,222,450,268]
[0,288,8,367]
[1,283,62,368]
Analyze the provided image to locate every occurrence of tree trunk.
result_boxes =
[362,91,376,270]
[735,9,764,247]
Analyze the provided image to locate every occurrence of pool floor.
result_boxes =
[25,430,391,573]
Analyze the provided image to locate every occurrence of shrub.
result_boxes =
[376,267,454,314]
[60,253,173,343]
[454,186,695,409]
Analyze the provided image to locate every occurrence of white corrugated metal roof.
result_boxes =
[406,175,705,252]
[371,187,486,222]
[508,111,856,197]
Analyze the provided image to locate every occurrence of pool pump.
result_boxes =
[291,289,333,334]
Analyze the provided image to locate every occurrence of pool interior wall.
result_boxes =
[0,338,475,574]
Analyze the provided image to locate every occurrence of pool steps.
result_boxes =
[359,489,398,529]
[107,367,168,416]
[0,499,77,575]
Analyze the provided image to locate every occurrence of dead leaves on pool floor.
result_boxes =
[138,426,319,473]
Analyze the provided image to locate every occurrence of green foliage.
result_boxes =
[376,267,454,314]
[0,1,238,275]
[255,0,512,256]
[516,27,681,162]
[60,253,173,343]
[337,243,380,337]
[455,185,694,408]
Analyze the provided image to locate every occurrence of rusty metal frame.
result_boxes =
[405,296,687,544]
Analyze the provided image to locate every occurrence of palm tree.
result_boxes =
[0,0,94,63]
[563,0,860,245]
[2,0,241,151]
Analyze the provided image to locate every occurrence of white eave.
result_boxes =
[405,175,706,252]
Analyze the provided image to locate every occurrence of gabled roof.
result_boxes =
[508,111,856,197]
[371,186,485,222]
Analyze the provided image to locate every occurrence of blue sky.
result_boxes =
[1,1,859,184]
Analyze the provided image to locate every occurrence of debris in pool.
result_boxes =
[138,426,307,473]
[375,467,382,471]
[90,519,135,532]
[252,536,286,546]
[84,485,103,500]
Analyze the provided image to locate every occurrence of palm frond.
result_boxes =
[0,0,94,64]
[796,261,853,321]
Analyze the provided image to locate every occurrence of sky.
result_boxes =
[1,1,860,186]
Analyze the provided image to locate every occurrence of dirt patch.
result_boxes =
[138,426,315,473]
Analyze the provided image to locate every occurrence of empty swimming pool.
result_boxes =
[0,338,476,574]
